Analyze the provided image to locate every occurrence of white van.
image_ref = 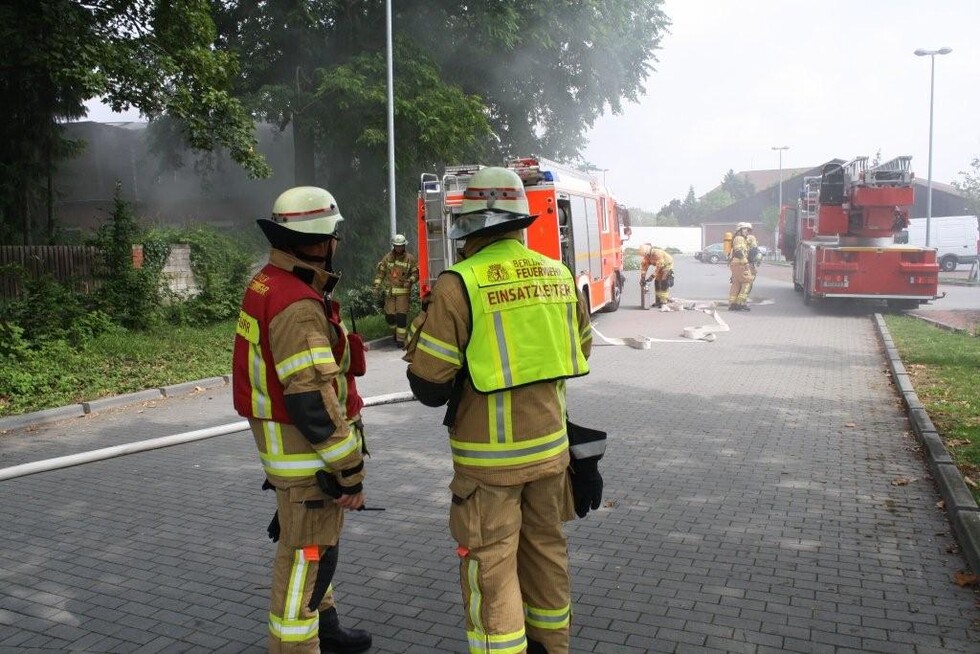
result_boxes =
[896,215,979,272]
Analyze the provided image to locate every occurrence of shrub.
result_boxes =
[89,184,167,330]
[0,323,84,415]
[0,266,113,343]
[341,284,384,322]
[177,226,255,323]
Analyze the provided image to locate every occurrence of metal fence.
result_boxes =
[0,245,106,299]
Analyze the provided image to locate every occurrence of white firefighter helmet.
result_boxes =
[736,221,753,231]
[258,186,344,247]
[391,234,407,247]
[638,243,653,256]
[448,167,538,239]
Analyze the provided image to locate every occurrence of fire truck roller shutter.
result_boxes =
[558,205,570,226]
[819,164,846,205]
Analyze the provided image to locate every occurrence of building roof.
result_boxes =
[698,159,970,231]
[732,167,814,192]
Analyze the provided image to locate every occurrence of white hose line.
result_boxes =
[591,302,732,347]
[681,309,731,342]
[0,391,417,482]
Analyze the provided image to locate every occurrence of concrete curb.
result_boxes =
[160,376,227,398]
[874,313,980,574]
[0,338,396,433]
[0,377,232,433]
[365,335,405,352]
[82,389,165,414]
[0,404,87,432]
[909,312,977,336]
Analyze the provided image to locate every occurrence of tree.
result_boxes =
[676,186,698,225]
[693,188,734,222]
[720,169,755,201]
[657,199,682,221]
[627,206,658,227]
[760,205,779,246]
[407,1,670,161]
[952,157,980,216]
[0,0,268,244]
[213,0,668,277]
[217,0,669,173]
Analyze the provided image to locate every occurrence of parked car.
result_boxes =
[697,243,726,264]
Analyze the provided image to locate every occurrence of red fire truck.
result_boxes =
[417,156,631,313]
[778,155,941,309]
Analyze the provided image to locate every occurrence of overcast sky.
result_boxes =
[584,0,980,210]
[86,1,979,214]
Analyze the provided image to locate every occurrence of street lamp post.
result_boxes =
[772,146,789,253]
[914,47,952,247]
[385,0,396,238]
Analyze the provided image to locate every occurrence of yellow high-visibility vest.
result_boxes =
[449,238,589,393]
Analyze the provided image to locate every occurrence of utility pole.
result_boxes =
[772,146,789,254]
[386,0,396,238]
[914,47,952,247]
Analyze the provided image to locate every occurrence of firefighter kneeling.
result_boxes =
[638,243,674,308]
[405,166,602,654]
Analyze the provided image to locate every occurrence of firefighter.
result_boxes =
[728,222,754,311]
[232,186,371,654]
[403,167,602,654]
[744,232,764,301]
[638,243,674,308]
[372,234,419,347]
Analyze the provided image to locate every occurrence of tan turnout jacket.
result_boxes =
[404,232,593,486]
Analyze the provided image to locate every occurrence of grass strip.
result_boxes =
[883,315,980,499]
[2,315,395,418]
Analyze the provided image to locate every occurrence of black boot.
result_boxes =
[319,608,371,653]
[527,637,549,653]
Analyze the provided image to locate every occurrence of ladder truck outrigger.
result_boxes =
[417,156,631,313]
[777,155,942,309]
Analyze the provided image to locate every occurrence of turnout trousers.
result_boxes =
[728,261,752,307]
[383,294,411,345]
[653,266,673,306]
[449,470,575,654]
[268,482,345,654]
[745,264,758,299]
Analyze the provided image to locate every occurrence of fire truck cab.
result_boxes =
[417,156,631,313]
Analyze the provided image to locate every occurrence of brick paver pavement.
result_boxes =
[1,260,977,653]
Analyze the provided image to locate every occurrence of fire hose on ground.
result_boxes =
[0,391,417,482]
[591,299,732,348]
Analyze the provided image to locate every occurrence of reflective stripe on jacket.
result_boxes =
[233,262,326,423]
[729,235,749,263]
[233,251,365,487]
[449,238,589,393]
[373,251,419,295]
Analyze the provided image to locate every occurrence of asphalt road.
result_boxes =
[1,257,978,653]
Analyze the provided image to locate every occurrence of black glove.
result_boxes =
[567,421,606,519]
[267,511,280,542]
[315,469,363,499]
[569,457,603,518]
